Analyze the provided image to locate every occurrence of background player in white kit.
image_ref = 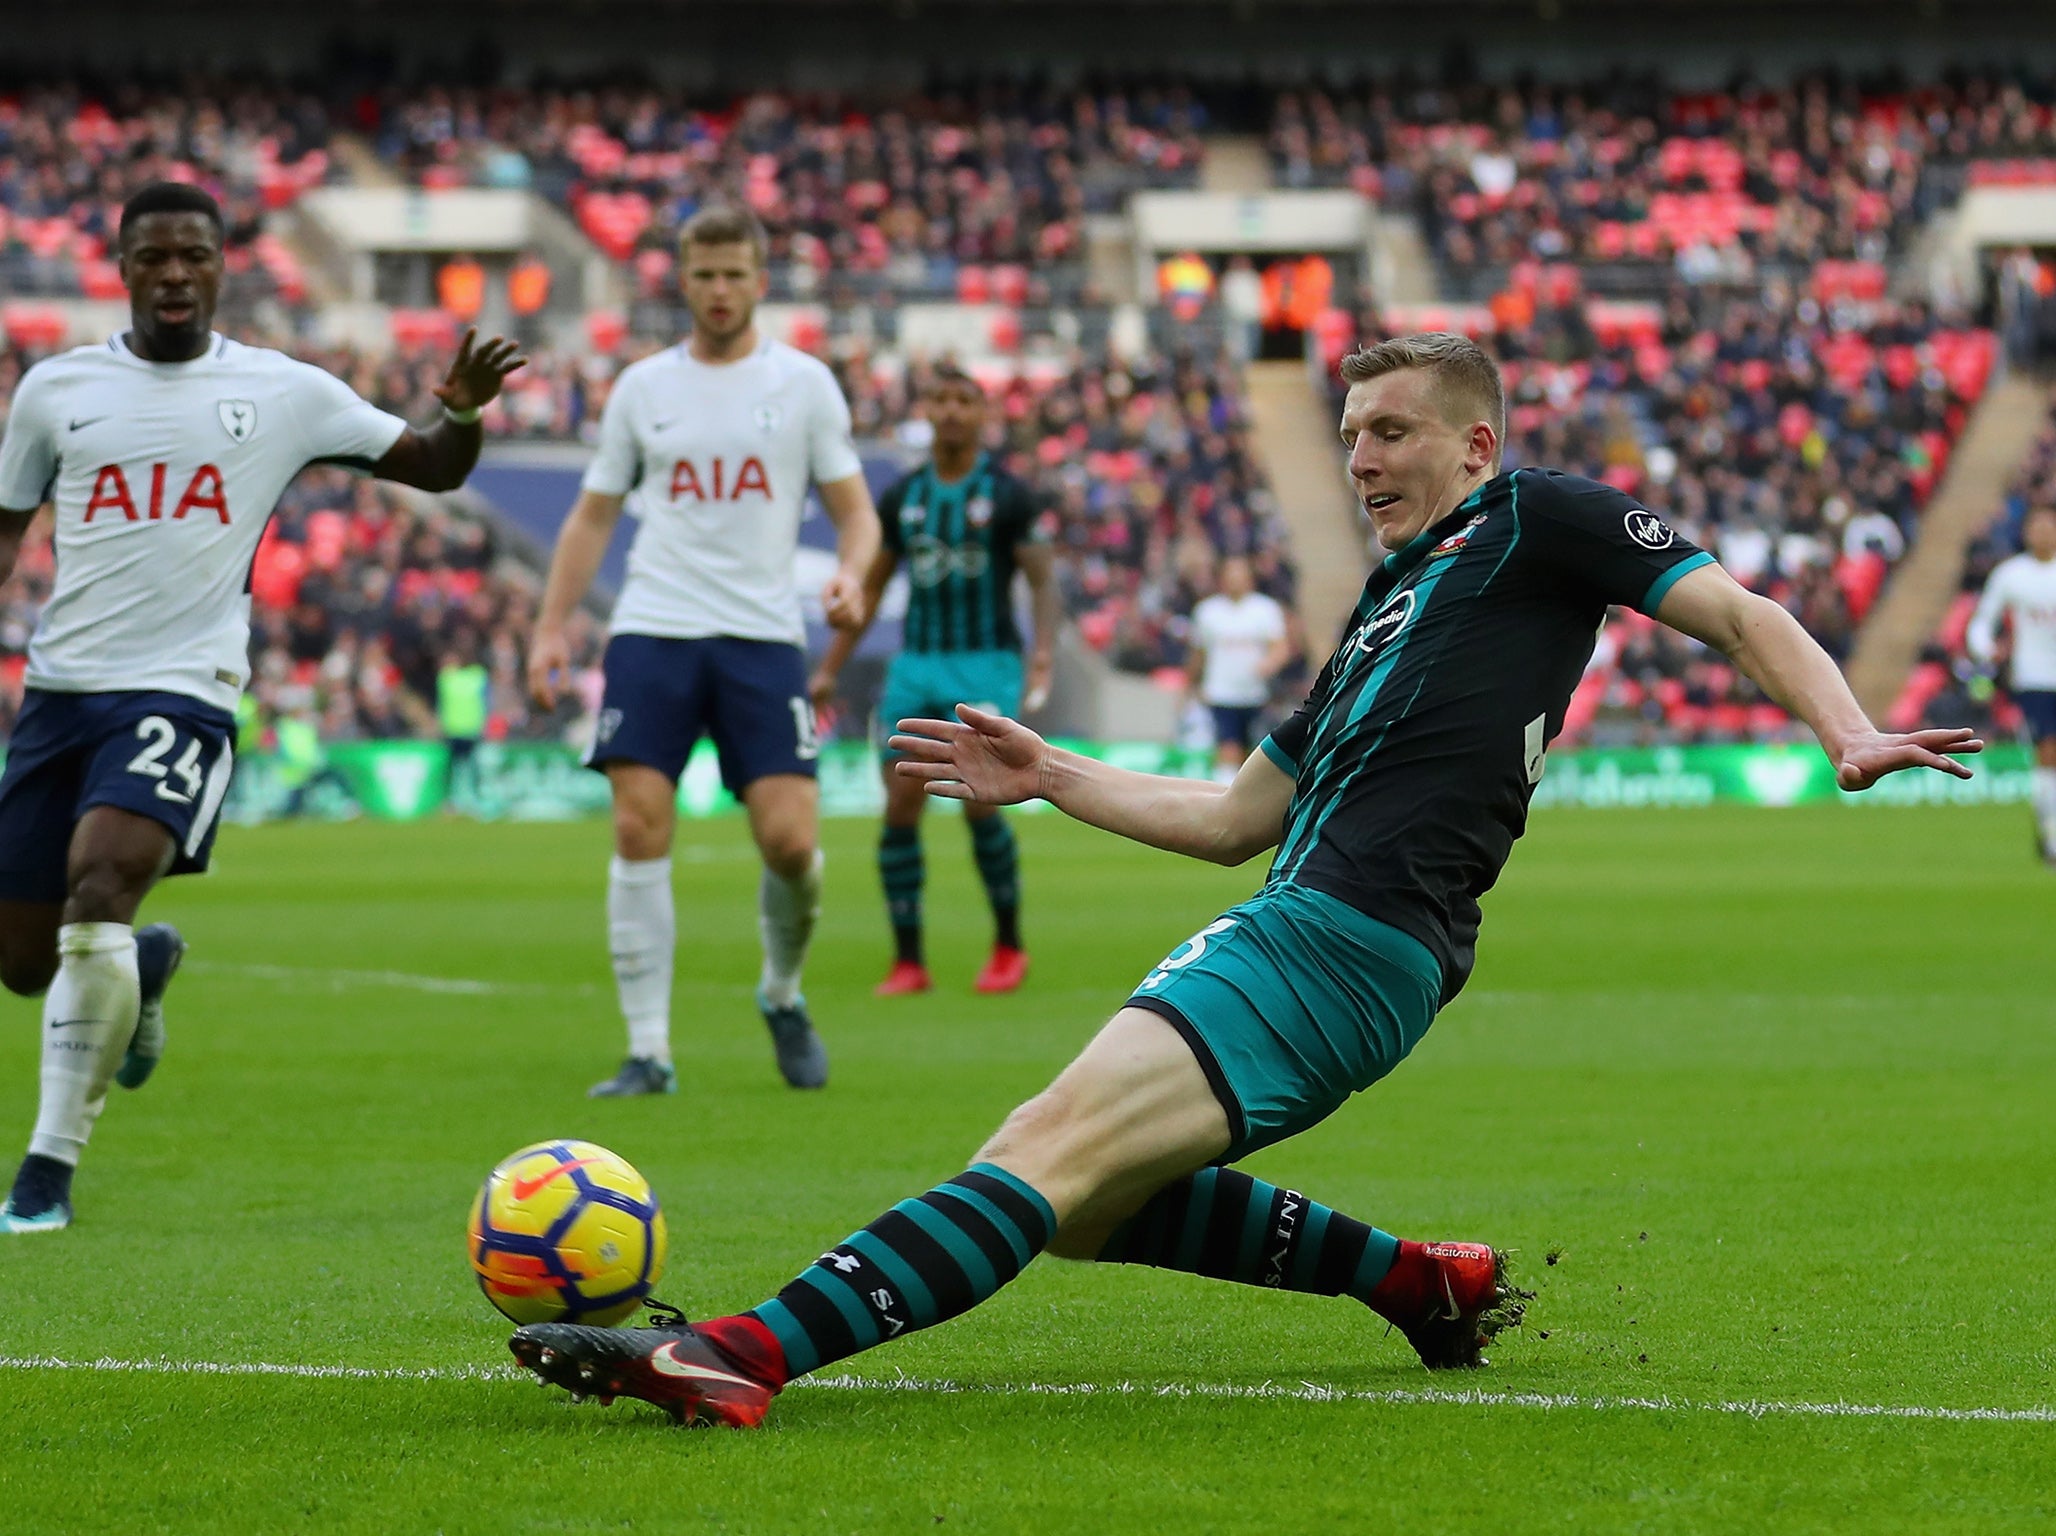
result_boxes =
[0,183,523,1232]
[1966,503,2056,862]
[527,206,882,1097]
[1186,556,1292,774]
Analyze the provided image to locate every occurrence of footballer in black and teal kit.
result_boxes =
[875,454,1043,732]
[507,336,1982,1429]
[809,367,1058,997]
[1130,466,1715,1157]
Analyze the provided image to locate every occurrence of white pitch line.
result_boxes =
[3,1356,2051,1424]
[185,961,598,998]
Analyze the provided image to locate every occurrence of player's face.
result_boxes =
[120,212,223,358]
[680,241,768,344]
[1219,557,1255,598]
[926,381,986,452]
[2026,510,2056,561]
[1341,370,1497,548]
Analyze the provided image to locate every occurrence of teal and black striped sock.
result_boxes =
[879,824,924,964]
[740,1164,1056,1378]
[1097,1167,1399,1299]
[968,813,1021,948]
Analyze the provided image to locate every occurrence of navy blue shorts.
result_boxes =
[2018,690,2056,743]
[587,635,819,793]
[0,689,238,903]
[1209,704,1263,751]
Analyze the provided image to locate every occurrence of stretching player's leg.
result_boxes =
[964,801,1027,993]
[745,774,828,1089]
[510,1008,1515,1422]
[875,762,931,995]
[591,763,678,1099]
[4,808,167,1231]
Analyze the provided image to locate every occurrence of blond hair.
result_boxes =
[678,205,769,266]
[1340,332,1505,461]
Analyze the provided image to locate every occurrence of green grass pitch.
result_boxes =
[0,804,2051,1533]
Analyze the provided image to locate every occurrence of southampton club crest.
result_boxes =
[217,399,257,444]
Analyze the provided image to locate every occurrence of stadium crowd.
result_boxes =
[1271,71,2056,285]
[365,82,1206,301]
[0,77,328,306]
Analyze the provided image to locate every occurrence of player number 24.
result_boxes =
[126,716,204,805]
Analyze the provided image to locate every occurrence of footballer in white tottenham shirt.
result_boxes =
[1967,546,2056,697]
[1187,557,1291,768]
[582,336,863,646]
[1965,505,2056,861]
[529,211,880,1102]
[0,181,524,1236]
[0,334,410,713]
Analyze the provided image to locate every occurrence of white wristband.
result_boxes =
[442,404,483,425]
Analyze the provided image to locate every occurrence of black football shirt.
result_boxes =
[1261,467,1715,1003]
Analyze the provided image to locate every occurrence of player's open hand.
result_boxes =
[1832,726,1984,792]
[890,704,1046,805]
[436,329,527,413]
[527,625,571,710]
[821,570,868,632]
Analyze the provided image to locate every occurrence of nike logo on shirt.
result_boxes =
[69,417,108,432]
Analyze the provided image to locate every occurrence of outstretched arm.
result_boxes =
[527,490,625,708]
[1655,563,1982,790]
[373,329,526,492]
[890,704,1293,865]
[816,473,883,632]
[808,545,898,712]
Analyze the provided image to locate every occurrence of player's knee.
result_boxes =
[611,803,671,860]
[976,1083,1082,1175]
[66,858,148,925]
[757,826,816,880]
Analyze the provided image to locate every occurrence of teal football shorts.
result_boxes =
[878,649,1024,757]
[1125,882,1444,1161]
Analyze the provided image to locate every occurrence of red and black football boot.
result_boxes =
[972,945,1029,994]
[1366,1240,1531,1369]
[509,1303,783,1427]
[873,959,933,997]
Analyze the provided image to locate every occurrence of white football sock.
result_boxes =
[2033,767,2056,842]
[28,923,141,1167]
[758,848,824,1009]
[607,855,674,1065]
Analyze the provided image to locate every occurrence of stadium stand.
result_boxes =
[2,66,2048,747]
[358,83,1206,302]
[1271,72,2056,295]
[0,79,330,310]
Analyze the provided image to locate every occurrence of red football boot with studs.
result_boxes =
[1366,1240,1531,1368]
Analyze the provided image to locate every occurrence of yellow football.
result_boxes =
[467,1140,667,1326]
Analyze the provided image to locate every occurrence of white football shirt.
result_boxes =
[1967,550,2056,691]
[581,338,863,646]
[0,334,408,713]
[1192,591,1288,708]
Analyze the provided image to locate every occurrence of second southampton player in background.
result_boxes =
[1966,502,2056,862]
[810,366,1058,996]
[527,206,881,1097]
[0,182,523,1233]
